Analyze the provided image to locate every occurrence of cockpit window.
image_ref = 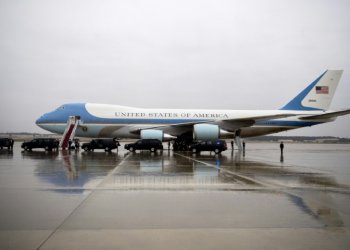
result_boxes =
[56,105,65,111]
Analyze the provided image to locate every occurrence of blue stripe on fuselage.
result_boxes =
[255,120,322,127]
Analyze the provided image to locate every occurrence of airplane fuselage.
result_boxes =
[36,70,348,141]
[36,103,332,139]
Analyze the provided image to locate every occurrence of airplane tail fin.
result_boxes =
[280,70,343,111]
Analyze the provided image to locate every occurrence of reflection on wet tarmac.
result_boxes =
[1,143,350,249]
[288,191,344,228]
[28,147,349,228]
[110,151,263,190]
[20,149,121,191]
[0,149,14,159]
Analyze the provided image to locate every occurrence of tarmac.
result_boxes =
[0,142,350,249]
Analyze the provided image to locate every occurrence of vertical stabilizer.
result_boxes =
[281,70,343,111]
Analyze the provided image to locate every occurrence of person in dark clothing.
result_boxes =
[242,141,246,156]
[74,139,80,151]
[114,138,120,152]
[9,139,14,150]
[280,141,284,155]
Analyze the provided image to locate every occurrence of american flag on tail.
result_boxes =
[315,86,329,94]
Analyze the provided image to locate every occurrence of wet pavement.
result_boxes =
[0,143,350,249]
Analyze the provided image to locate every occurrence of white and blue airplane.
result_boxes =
[36,70,350,142]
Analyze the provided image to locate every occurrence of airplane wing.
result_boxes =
[299,109,350,120]
[130,113,296,135]
[222,113,296,123]
[217,113,297,132]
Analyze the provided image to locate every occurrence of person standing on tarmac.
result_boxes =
[114,138,120,152]
[280,141,284,155]
[9,138,14,151]
[74,139,80,151]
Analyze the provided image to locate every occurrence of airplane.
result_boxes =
[36,70,350,145]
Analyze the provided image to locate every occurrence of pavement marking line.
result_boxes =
[174,153,275,188]
[36,154,131,250]
[175,152,350,193]
[174,152,350,221]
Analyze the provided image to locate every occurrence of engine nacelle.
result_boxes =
[141,129,164,141]
[193,124,220,140]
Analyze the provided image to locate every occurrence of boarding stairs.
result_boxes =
[59,116,80,149]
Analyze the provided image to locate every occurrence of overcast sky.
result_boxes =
[1,0,349,137]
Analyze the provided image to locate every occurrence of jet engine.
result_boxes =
[193,124,220,140]
[140,129,164,141]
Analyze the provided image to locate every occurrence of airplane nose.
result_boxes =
[36,117,45,129]
[36,113,49,125]
[36,116,44,124]
[36,117,41,124]
[36,113,54,130]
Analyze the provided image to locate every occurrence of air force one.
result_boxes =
[36,70,350,143]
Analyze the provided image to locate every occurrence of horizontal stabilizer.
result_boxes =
[299,109,350,120]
